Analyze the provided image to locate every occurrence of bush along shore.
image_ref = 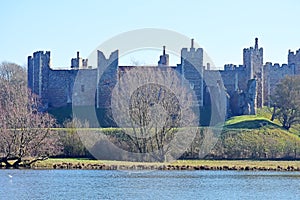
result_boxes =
[23,159,300,171]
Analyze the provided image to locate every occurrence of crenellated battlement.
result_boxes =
[224,64,246,71]
[288,48,300,57]
[288,49,300,74]
[181,47,203,58]
[264,62,295,73]
[181,39,203,66]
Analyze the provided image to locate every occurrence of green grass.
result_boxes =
[256,107,274,119]
[289,124,300,137]
[32,158,300,169]
[224,115,281,129]
[32,158,166,169]
[224,108,299,135]
[171,160,300,168]
[224,107,284,130]
[31,158,104,168]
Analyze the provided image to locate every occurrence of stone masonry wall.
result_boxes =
[48,69,76,107]
[97,50,119,108]
[28,38,300,119]
[72,69,97,106]
[263,62,295,106]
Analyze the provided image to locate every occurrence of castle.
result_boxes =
[27,38,300,123]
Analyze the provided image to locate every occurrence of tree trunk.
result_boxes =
[12,158,21,169]
[283,120,290,130]
[271,106,276,121]
[3,160,13,169]
[283,125,290,130]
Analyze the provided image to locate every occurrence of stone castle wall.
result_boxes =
[263,62,295,106]
[27,38,300,118]
[72,69,98,107]
[48,70,77,107]
[220,67,249,95]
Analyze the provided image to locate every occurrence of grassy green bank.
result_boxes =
[29,158,300,171]
[54,114,300,160]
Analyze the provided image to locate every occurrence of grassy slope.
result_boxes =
[217,109,300,159]
[224,116,280,129]
[224,108,300,138]
[226,108,300,135]
[224,107,282,128]
[224,107,296,131]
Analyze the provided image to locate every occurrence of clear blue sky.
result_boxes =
[1,0,300,68]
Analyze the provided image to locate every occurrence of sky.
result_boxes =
[1,0,300,69]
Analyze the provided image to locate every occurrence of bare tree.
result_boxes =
[0,62,62,168]
[0,61,26,86]
[110,67,198,162]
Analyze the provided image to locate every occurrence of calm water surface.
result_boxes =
[0,170,299,199]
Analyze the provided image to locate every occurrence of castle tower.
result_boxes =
[181,39,204,107]
[243,38,264,108]
[288,49,300,75]
[28,51,51,109]
[96,50,119,108]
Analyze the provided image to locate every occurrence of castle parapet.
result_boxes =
[224,64,245,71]
[264,62,295,73]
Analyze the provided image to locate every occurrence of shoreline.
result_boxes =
[49,163,300,171]
[4,159,299,171]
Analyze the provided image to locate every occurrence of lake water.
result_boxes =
[0,170,299,199]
